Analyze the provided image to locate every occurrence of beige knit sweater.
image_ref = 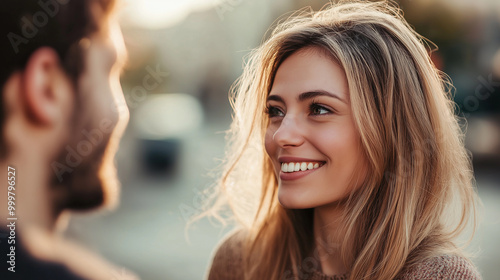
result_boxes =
[207,230,481,280]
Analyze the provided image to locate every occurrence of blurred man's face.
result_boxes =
[51,19,129,212]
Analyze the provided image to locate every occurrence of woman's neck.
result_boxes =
[312,203,348,276]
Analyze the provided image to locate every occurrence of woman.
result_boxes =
[205,1,481,279]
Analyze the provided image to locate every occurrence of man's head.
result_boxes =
[1,0,129,216]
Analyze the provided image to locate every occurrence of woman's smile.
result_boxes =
[278,156,326,180]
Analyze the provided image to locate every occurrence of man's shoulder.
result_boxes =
[206,228,248,280]
[400,254,481,280]
[0,230,85,280]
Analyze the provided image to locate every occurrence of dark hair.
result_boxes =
[0,0,116,157]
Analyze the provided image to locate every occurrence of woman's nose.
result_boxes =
[272,115,305,148]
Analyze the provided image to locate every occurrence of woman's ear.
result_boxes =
[22,47,74,125]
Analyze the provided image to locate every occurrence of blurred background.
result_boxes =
[65,0,500,279]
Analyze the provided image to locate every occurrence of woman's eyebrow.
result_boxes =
[266,95,284,103]
[298,90,346,103]
[267,90,347,104]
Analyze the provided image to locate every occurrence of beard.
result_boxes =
[49,103,122,215]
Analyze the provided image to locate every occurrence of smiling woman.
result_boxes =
[204,1,481,280]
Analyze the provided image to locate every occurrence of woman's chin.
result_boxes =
[278,189,315,209]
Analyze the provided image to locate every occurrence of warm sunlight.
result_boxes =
[120,0,220,29]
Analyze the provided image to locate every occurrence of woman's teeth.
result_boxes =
[281,162,321,173]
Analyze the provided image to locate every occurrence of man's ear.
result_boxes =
[23,47,74,125]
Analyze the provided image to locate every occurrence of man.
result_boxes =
[0,0,135,279]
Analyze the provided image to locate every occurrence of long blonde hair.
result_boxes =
[206,1,479,279]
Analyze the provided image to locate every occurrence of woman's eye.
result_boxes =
[266,106,285,117]
[310,103,332,115]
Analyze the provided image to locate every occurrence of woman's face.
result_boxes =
[264,47,367,209]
